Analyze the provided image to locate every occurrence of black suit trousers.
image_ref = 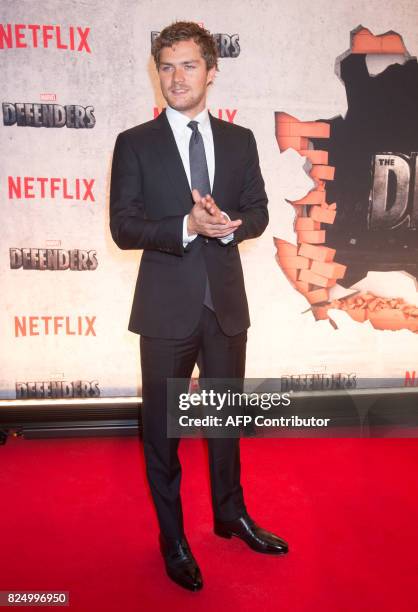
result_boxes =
[140,306,248,540]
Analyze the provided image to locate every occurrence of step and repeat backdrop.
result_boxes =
[2,0,418,400]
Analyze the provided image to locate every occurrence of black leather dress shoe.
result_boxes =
[159,535,203,591]
[214,513,289,554]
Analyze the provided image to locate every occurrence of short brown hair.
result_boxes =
[152,21,218,71]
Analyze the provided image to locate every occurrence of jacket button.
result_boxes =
[204,238,209,243]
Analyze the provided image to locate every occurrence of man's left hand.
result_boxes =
[192,190,242,237]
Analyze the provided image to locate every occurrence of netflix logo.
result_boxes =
[405,371,418,386]
[10,248,98,271]
[8,177,95,202]
[16,380,100,399]
[14,316,96,337]
[2,103,95,128]
[153,107,237,122]
[0,24,91,52]
[151,31,240,58]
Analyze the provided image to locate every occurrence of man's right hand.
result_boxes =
[187,189,242,238]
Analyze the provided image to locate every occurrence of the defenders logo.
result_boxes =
[280,374,357,392]
[370,154,418,230]
[2,103,95,128]
[151,31,240,58]
[16,380,100,399]
[0,25,91,53]
[10,249,98,271]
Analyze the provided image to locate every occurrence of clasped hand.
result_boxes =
[187,189,242,238]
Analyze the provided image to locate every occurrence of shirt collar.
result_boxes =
[166,106,210,135]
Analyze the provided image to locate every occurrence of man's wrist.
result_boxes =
[183,214,197,246]
[219,211,234,243]
[187,214,196,236]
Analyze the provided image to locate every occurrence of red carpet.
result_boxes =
[0,435,417,611]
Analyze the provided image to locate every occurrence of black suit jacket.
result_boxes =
[109,109,268,338]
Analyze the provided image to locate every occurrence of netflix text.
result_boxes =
[14,316,97,337]
[0,24,91,53]
[8,177,95,202]
[153,107,237,122]
[405,371,418,386]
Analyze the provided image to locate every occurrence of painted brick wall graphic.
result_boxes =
[273,27,418,333]
[274,109,342,310]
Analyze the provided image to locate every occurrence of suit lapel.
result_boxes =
[151,110,229,211]
[209,113,228,205]
[152,110,193,213]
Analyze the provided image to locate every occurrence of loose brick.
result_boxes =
[406,318,418,332]
[310,165,335,181]
[381,34,407,53]
[352,28,406,55]
[275,114,330,139]
[295,280,310,293]
[298,243,336,262]
[310,205,337,224]
[297,230,326,244]
[352,30,382,53]
[275,112,298,133]
[276,122,292,136]
[311,305,329,320]
[311,260,347,279]
[273,238,298,256]
[276,135,309,152]
[299,269,336,287]
[347,308,368,323]
[283,268,298,281]
[278,255,310,269]
[369,309,410,331]
[327,291,418,332]
[295,217,321,230]
[288,122,330,139]
[275,254,298,280]
[306,288,329,304]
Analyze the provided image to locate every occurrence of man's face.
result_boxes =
[158,39,216,118]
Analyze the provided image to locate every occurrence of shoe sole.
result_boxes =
[214,526,289,555]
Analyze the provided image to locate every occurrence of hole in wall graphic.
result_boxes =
[274,26,418,333]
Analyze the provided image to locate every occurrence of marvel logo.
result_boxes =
[40,93,56,101]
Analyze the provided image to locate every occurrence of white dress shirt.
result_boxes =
[165,105,233,246]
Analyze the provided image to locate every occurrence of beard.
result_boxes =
[164,88,206,115]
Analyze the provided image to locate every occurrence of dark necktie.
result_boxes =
[187,120,214,311]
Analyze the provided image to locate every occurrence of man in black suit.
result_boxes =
[110,21,288,591]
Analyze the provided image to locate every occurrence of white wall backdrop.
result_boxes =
[2,0,418,399]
